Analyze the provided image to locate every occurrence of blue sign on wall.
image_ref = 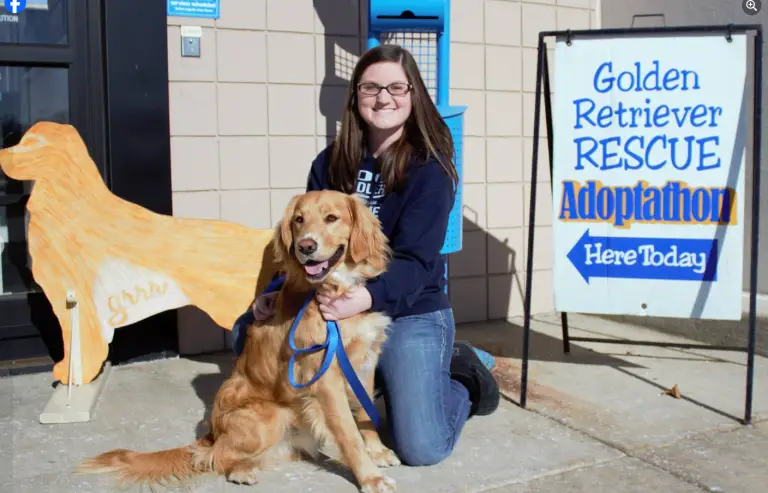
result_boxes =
[167,0,220,19]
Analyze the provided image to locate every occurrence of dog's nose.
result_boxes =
[297,238,317,255]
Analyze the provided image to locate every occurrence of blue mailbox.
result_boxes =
[367,0,466,289]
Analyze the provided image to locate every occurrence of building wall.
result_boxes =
[166,0,599,354]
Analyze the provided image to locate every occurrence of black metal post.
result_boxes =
[521,35,546,409]
[745,26,763,426]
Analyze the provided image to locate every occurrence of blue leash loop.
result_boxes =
[263,275,381,429]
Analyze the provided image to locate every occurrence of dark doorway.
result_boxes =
[0,0,177,376]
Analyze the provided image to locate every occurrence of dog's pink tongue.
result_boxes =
[304,261,328,276]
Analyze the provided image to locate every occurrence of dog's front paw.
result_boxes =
[366,443,401,468]
[227,467,259,485]
[360,475,396,493]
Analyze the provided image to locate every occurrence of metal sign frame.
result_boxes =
[522,23,764,425]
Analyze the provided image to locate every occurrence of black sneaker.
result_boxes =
[450,341,500,417]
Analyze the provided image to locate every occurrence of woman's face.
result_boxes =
[356,61,413,134]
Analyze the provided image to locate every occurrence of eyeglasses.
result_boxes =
[357,82,412,96]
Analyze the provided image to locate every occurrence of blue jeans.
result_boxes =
[377,308,471,466]
[232,307,470,467]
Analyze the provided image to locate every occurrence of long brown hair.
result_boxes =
[329,44,458,194]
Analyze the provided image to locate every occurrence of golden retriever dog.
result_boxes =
[77,190,401,492]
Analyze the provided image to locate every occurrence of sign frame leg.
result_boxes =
[522,35,572,409]
[744,26,762,426]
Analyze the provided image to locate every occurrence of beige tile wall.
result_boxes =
[166,0,599,353]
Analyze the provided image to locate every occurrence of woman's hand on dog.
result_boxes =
[252,286,372,322]
[252,291,279,321]
[316,287,372,321]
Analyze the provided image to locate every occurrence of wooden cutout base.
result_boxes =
[39,363,112,424]
[0,122,280,385]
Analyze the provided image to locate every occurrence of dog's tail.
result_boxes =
[75,434,215,488]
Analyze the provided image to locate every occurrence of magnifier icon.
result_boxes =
[746,0,757,10]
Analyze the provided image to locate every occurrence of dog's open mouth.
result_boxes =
[302,246,345,280]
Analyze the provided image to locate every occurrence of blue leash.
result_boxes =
[260,275,382,429]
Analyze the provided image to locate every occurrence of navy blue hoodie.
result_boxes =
[306,144,454,319]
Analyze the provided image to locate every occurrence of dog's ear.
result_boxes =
[347,194,389,271]
[273,194,301,265]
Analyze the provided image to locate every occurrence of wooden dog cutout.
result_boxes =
[77,190,400,492]
[0,122,280,385]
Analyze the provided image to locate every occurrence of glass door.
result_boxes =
[1,66,69,297]
[0,0,106,371]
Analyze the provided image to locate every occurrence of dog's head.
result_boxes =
[0,121,90,182]
[273,190,390,290]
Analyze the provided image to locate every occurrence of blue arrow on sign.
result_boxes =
[567,229,719,284]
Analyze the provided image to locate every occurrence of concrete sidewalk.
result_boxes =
[1,312,767,492]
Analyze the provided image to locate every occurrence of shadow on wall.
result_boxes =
[314,0,364,143]
[452,216,527,324]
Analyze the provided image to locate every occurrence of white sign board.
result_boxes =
[552,34,747,320]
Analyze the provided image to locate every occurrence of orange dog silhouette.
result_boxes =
[0,122,279,385]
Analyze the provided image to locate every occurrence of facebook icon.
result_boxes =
[4,0,26,14]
